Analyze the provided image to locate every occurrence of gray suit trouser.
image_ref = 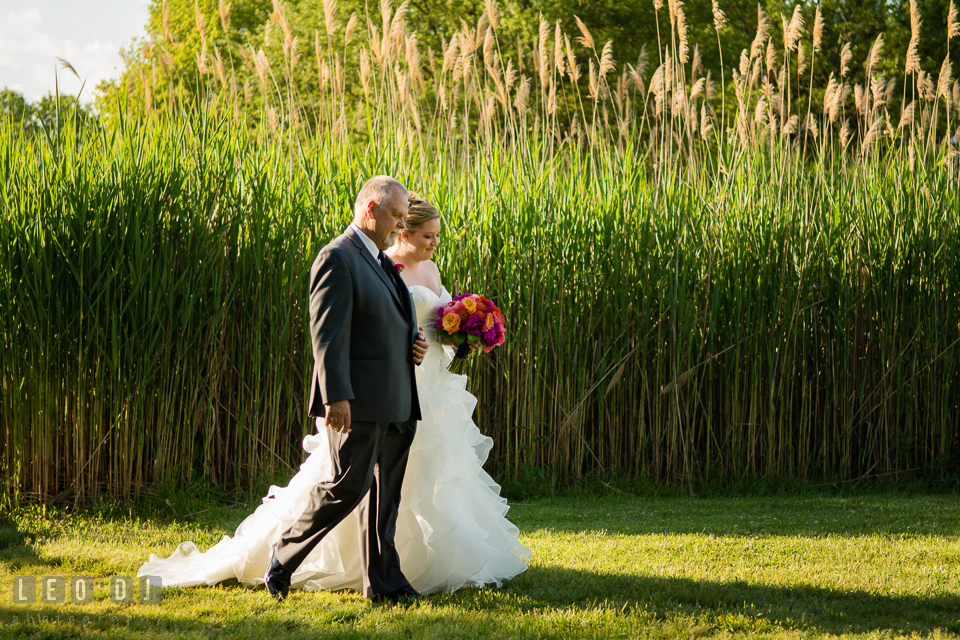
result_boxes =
[273,418,417,597]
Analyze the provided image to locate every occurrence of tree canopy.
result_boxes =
[6,0,959,127]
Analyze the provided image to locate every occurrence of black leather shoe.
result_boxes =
[395,585,422,602]
[264,551,291,601]
[370,586,422,604]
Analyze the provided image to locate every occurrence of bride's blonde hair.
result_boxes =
[404,192,440,235]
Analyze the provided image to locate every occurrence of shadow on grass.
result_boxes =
[0,536,58,572]
[499,565,960,635]
[0,603,369,639]
[0,522,26,551]
[1,567,957,638]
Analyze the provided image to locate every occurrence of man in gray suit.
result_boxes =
[264,175,428,602]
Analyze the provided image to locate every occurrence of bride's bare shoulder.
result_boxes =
[425,260,443,286]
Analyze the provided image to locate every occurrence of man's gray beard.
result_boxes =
[383,232,399,248]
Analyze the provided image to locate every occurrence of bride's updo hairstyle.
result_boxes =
[403,192,441,236]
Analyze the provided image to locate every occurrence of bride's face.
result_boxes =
[402,218,441,261]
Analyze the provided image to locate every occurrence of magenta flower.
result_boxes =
[464,314,485,334]
[432,292,506,358]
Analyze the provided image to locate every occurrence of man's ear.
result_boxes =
[365,200,377,217]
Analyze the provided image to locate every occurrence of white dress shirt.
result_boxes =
[350,223,381,262]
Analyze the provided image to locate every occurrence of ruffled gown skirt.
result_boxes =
[138,343,531,594]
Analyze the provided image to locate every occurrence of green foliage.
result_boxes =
[31,94,95,135]
[2,103,959,505]
[2,87,96,135]
[113,0,960,130]
[3,0,960,506]
[0,88,34,131]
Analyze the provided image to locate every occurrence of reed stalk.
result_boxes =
[2,3,959,504]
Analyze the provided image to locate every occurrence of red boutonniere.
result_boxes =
[395,264,405,273]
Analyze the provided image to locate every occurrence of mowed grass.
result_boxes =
[2,493,960,638]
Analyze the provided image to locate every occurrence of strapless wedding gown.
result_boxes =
[138,285,531,594]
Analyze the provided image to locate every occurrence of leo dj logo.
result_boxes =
[12,576,162,604]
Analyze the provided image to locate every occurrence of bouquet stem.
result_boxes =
[447,342,471,374]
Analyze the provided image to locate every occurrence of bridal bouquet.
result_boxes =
[434,293,506,373]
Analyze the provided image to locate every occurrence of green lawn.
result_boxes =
[2,493,959,638]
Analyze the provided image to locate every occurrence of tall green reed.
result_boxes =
[3,0,960,504]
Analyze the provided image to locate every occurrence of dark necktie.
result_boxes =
[378,251,404,301]
[377,251,391,276]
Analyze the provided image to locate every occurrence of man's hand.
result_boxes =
[324,400,351,433]
[413,329,429,365]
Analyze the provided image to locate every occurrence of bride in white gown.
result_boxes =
[138,195,531,595]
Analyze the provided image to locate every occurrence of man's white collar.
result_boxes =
[350,223,380,261]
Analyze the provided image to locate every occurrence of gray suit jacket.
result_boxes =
[307,226,421,423]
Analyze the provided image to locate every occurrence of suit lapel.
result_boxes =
[380,253,413,320]
[345,228,407,312]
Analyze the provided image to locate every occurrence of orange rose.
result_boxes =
[441,312,461,333]
[462,297,477,313]
[484,313,495,331]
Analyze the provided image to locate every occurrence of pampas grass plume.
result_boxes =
[813,5,823,54]
[676,7,689,63]
[938,55,953,101]
[443,33,459,73]
[538,16,550,86]
[485,0,499,30]
[565,35,581,83]
[949,1,959,39]
[195,0,208,47]
[359,47,371,91]
[629,64,644,93]
[58,57,80,80]
[861,118,882,153]
[905,0,921,75]
[483,28,495,69]
[162,0,173,42]
[637,44,649,77]
[712,0,727,31]
[786,6,804,52]
[514,75,531,113]
[840,118,852,149]
[219,0,231,32]
[554,23,566,77]
[899,101,915,128]
[840,42,852,78]
[574,15,595,51]
[751,5,769,60]
[885,77,897,105]
[345,13,359,45]
[865,33,883,77]
[588,58,598,99]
